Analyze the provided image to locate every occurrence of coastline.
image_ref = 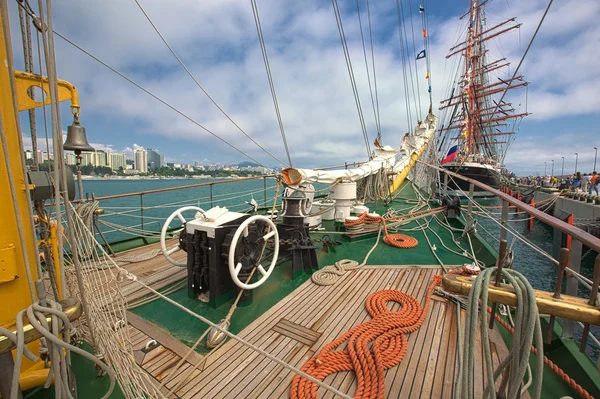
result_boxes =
[80,174,272,181]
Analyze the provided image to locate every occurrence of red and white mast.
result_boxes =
[440,0,529,163]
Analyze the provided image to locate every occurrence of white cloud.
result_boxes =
[9,0,599,168]
[505,131,599,175]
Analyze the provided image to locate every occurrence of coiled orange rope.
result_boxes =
[343,207,446,250]
[290,275,443,399]
[294,265,594,399]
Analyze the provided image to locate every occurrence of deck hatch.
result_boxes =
[271,318,322,346]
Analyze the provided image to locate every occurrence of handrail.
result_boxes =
[314,161,367,171]
[70,174,277,203]
[419,160,600,254]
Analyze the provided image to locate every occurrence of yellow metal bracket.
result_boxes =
[0,245,18,284]
[442,274,600,325]
[13,70,80,115]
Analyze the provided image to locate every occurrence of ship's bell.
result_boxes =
[64,121,94,152]
[206,319,230,349]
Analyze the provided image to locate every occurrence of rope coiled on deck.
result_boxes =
[291,275,442,399]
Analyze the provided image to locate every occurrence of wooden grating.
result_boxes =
[124,312,205,396]
[169,265,523,399]
[271,318,322,347]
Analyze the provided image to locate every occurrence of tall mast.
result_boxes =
[439,0,529,164]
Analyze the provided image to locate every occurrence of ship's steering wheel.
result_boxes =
[228,215,279,290]
[160,206,205,266]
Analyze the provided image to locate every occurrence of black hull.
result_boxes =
[442,164,500,197]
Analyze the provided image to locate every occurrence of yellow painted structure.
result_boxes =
[0,2,79,384]
[388,138,431,193]
[0,2,42,371]
[14,70,80,114]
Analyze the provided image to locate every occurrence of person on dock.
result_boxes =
[570,172,581,191]
[589,171,599,195]
[581,173,591,192]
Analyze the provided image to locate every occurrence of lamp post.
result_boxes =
[575,153,578,174]
[551,159,554,177]
[594,147,598,172]
[561,156,564,177]
[544,161,547,176]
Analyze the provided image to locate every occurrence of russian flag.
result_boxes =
[441,145,459,165]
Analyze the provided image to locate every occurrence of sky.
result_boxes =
[7,0,600,175]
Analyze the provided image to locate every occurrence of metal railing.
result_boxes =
[70,175,277,235]
[427,161,600,368]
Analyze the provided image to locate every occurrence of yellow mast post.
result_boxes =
[388,139,432,193]
[0,0,44,376]
[0,1,82,392]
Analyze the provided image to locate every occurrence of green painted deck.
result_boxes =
[130,183,496,350]
[24,181,595,398]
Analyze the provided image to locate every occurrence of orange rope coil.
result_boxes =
[290,275,443,399]
[342,207,446,250]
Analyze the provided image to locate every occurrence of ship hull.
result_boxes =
[441,162,501,198]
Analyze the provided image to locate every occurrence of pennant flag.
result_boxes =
[419,4,424,12]
[416,49,426,60]
[441,145,459,165]
[422,29,427,38]
[425,70,430,79]
[374,136,381,148]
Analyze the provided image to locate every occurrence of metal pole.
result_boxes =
[594,147,598,172]
[443,172,448,197]
[210,183,214,208]
[575,153,578,173]
[468,183,474,221]
[546,248,569,343]
[76,153,84,200]
[561,157,564,177]
[140,194,144,233]
[579,255,600,351]
[500,200,509,242]
[544,162,546,176]
[551,159,554,177]
[489,239,507,329]
[563,239,582,338]
[263,176,267,207]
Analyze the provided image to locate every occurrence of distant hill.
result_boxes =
[238,161,261,168]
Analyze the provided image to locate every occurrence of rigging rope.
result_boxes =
[355,0,380,137]
[365,0,381,140]
[51,31,267,167]
[394,0,412,135]
[69,193,354,399]
[132,0,287,167]
[331,0,372,158]
[459,266,544,399]
[487,0,554,126]
[407,0,422,116]
[250,0,293,167]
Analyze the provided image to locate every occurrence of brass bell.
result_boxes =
[64,121,94,153]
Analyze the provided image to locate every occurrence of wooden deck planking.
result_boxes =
[87,238,186,304]
[177,271,357,398]
[319,268,417,399]
[385,268,434,394]
[214,269,393,399]
[137,265,517,398]
[301,269,397,399]
[317,269,409,399]
[121,318,200,391]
